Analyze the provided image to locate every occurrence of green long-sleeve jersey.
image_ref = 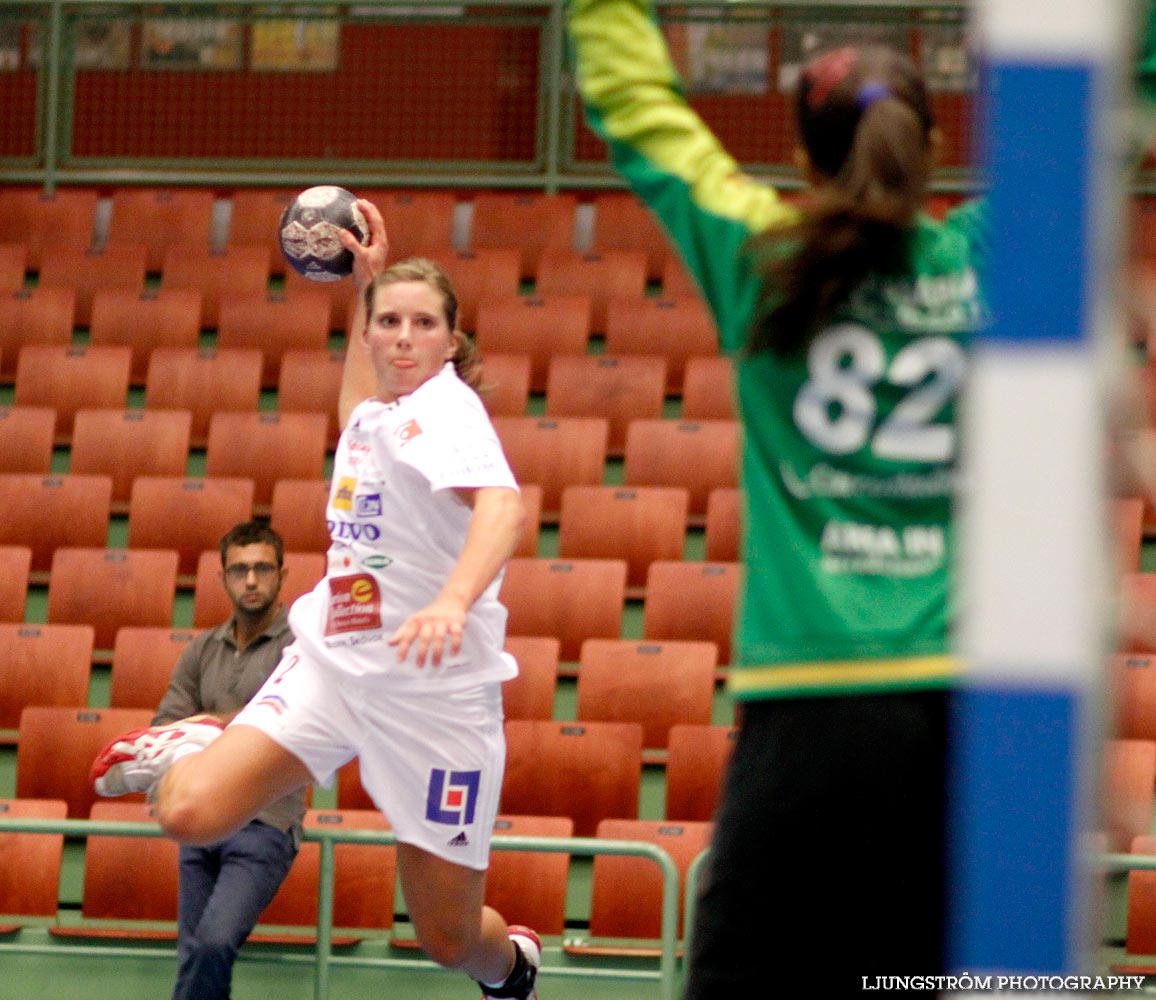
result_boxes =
[570,0,989,699]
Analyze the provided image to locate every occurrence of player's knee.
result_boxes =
[155,771,235,845]
[416,925,476,970]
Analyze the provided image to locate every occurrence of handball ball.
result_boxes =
[278,185,368,281]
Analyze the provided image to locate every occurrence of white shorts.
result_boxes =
[232,643,506,870]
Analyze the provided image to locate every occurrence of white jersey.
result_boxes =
[289,363,519,688]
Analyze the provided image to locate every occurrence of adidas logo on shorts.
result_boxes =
[447,831,469,847]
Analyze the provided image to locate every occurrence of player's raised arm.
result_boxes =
[338,198,389,428]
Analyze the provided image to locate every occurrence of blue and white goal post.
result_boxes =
[951,0,1140,984]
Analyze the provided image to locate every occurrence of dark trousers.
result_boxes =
[173,819,298,1000]
[683,691,949,998]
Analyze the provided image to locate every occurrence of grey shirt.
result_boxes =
[152,606,306,838]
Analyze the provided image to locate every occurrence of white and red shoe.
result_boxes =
[90,715,225,797]
[478,925,541,1000]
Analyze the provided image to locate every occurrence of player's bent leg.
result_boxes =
[396,842,539,998]
[155,724,313,847]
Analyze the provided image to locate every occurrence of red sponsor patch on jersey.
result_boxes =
[325,573,383,635]
[396,419,422,444]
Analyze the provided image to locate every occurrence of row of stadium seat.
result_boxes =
[0,545,740,662]
[0,186,699,286]
[0,348,734,444]
[0,795,712,950]
[0,627,730,755]
[0,240,702,333]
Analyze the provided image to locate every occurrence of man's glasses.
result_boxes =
[224,562,280,582]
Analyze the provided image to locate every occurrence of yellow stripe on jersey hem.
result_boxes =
[728,655,959,695]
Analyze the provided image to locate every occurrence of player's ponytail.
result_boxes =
[748,45,934,357]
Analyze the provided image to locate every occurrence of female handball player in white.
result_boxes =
[91,200,541,1000]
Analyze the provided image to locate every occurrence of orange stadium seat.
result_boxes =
[217,289,332,387]
[1116,652,1156,741]
[491,416,608,521]
[47,548,178,653]
[576,639,718,751]
[0,243,26,291]
[566,818,713,954]
[558,486,688,594]
[48,801,179,941]
[0,473,112,577]
[477,353,532,418]
[16,707,154,818]
[336,758,374,811]
[502,635,560,720]
[360,188,458,261]
[643,561,741,666]
[0,798,68,932]
[660,255,705,302]
[1104,738,1156,853]
[704,487,743,563]
[107,187,216,272]
[192,549,324,629]
[623,418,741,521]
[605,295,720,394]
[502,720,642,836]
[591,192,673,282]
[269,478,333,555]
[89,288,203,384]
[474,295,592,393]
[514,483,542,559]
[227,187,297,275]
[0,546,31,622]
[470,191,577,280]
[410,246,522,333]
[0,623,94,737]
[256,809,396,945]
[536,249,648,334]
[144,347,263,447]
[1115,832,1156,964]
[0,185,98,269]
[1118,497,1145,575]
[681,355,736,420]
[71,409,192,511]
[108,627,197,710]
[545,355,667,456]
[485,815,573,936]
[277,349,345,447]
[205,411,328,510]
[0,287,75,380]
[665,724,738,822]
[283,266,360,334]
[161,246,272,328]
[0,406,55,474]
[14,344,131,442]
[500,558,627,663]
[38,243,148,326]
[127,477,255,578]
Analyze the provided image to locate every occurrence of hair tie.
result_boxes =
[856,81,892,111]
[804,47,858,109]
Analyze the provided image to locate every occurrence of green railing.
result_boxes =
[0,0,977,193]
[0,815,690,1000]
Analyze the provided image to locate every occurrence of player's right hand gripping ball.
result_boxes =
[279,185,369,281]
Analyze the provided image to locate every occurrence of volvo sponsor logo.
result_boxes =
[327,520,381,541]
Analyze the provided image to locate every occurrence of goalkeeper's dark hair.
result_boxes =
[748,45,935,357]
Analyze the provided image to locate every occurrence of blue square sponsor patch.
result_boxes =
[425,768,481,825]
[355,493,382,517]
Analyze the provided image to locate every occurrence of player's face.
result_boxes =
[364,280,456,402]
[220,542,285,619]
